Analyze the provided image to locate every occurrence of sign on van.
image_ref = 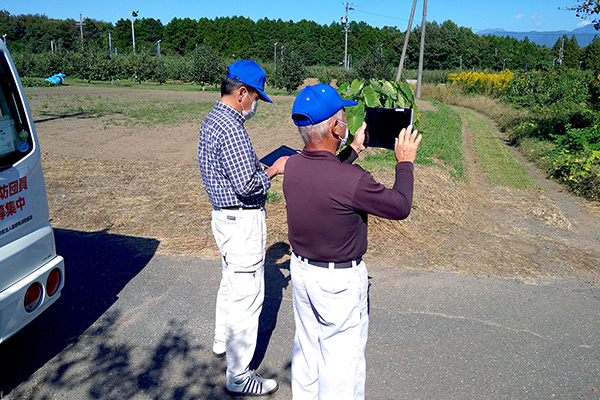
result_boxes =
[0,172,32,238]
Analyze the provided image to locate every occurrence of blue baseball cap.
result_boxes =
[227,60,273,103]
[292,84,358,127]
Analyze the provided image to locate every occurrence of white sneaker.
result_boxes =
[212,340,226,358]
[226,370,279,396]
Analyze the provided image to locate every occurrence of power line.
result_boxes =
[353,7,410,23]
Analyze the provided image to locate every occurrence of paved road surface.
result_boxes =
[1,229,599,399]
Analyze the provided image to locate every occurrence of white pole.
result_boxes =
[416,0,427,98]
[396,0,418,82]
[130,11,137,55]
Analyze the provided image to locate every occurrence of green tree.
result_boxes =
[164,17,197,55]
[582,35,600,70]
[193,44,224,89]
[564,35,582,68]
[134,18,164,50]
[271,51,306,93]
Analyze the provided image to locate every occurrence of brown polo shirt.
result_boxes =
[283,147,414,262]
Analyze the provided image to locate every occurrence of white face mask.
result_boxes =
[337,120,349,150]
[241,92,257,121]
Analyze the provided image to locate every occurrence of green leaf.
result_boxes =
[351,79,365,95]
[381,80,397,99]
[346,100,365,135]
[363,86,381,108]
[396,82,416,108]
[338,82,350,94]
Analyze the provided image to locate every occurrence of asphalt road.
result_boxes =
[1,228,599,399]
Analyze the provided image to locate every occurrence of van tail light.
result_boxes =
[24,283,43,312]
[46,268,61,296]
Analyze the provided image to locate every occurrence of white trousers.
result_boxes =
[290,253,369,400]
[211,208,266,382]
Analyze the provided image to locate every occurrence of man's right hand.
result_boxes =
[394,125,422,163]
[266,156,289,178]
[351,122,367,154]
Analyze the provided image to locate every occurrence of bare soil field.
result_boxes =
[27,85,600,286]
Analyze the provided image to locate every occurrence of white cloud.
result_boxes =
[577,20,593,27]
[531,14,547,20]
[515,13,524,19]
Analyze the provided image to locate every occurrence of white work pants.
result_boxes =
[211,208,266,382]
[290,253,369,400]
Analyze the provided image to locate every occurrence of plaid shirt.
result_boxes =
[198,101,270,208]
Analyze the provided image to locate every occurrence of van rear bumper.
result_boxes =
[0,254,65,344]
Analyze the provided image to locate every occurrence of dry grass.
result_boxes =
[37,85,600,285]
[420,83,529,130]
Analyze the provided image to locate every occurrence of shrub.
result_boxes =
[506,68,594,107]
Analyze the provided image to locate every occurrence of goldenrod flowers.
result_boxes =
[447,69,515,97]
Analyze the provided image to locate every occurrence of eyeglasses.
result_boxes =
[338,120,347,128]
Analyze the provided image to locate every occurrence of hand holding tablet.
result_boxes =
[364,107,414,149]
[260,145,299,167]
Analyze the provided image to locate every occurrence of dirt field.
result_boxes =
[27,85,600,286]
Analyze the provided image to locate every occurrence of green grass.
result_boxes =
[357,100,465,179]
[27,91,215,127]
[62,78,297,97]
[461,109,537,189]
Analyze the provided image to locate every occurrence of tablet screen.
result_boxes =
[365,107,414,149]
[259,145,299,167]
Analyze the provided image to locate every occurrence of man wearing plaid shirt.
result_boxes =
[198,60,287,396]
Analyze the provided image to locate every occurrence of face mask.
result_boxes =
[241,92,257,121]
[337,120,349,150]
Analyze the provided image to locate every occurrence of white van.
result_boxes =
[0,41,65,344]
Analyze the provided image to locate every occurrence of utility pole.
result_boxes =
[274,42,278,71]
[341,2,354,70]
[396,0,418,82]
[75,14,86,50]
[130,11,138,55]
[416,0,427,98]
[108,29,112,58]
[157,39,161,58]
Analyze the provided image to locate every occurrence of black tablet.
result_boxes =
[260,145,299,167]
[365,107,414,149]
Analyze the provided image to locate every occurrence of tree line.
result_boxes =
[2,10,600,73]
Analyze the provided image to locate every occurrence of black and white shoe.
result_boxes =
[212,340,226,358]
[226,370,279,396]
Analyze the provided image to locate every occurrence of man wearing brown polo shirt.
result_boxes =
[283,83,421,399]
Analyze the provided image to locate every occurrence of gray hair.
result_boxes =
[297,109,343,145]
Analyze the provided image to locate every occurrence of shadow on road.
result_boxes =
[2,232,290,399]
[0,228,158,394]
[251,242,291,370]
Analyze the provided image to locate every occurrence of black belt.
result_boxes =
[294,252,361,269]
[214,205,263,210]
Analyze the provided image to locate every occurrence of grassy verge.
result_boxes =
[461,109,537,189]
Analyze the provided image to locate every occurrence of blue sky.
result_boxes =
[4,0,592,33]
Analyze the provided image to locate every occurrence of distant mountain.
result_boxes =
[477,24,599,47]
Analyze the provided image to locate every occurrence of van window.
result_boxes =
[0,57,34,169]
